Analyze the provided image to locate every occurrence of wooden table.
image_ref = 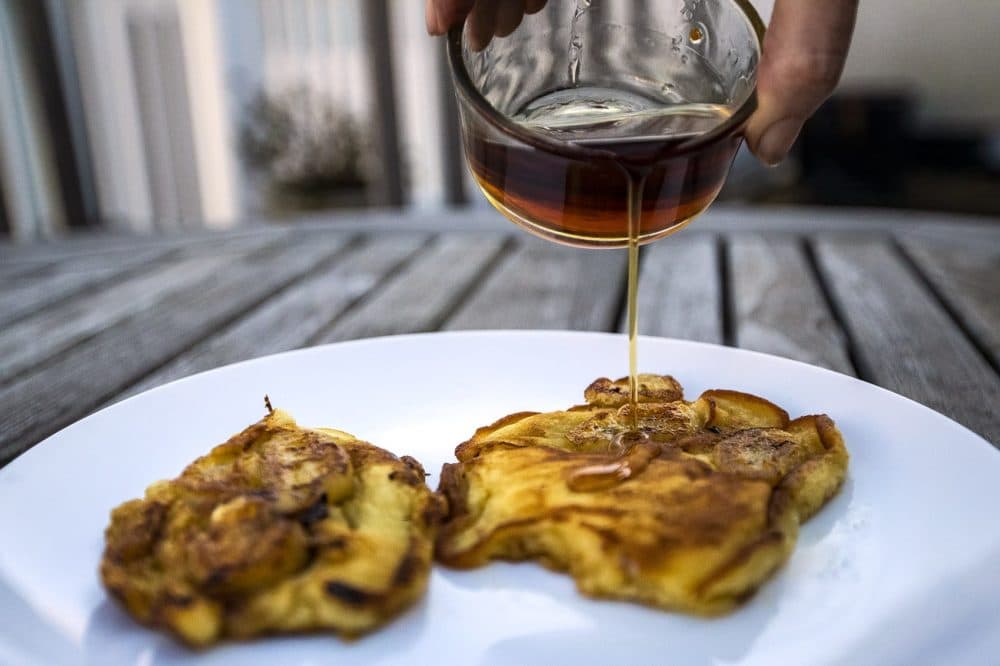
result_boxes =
[1,205,998,465]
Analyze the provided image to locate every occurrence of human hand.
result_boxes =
[745,0,859,165]
[425,0,548,52]
[426,0,859,166]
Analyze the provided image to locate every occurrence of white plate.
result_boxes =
[1,331,999,665]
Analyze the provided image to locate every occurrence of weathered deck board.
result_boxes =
[729,234,854,374]
[0,226,287,264]
[0,234,353,464]
[0,247,173,328]
[1,208,999,467]
[120,234,427,399]
[444,237,624,331]
[899,236,1000,370]
[568,247,628,332]
[0,236,276,382]
[815,236,1000,444]
[628,233,722,343]
[317,233,509,342]
[0,261,53,281]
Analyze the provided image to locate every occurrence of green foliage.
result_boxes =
[239,86,371,198]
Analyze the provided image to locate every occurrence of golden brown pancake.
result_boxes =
[100,406,444,647]
[436,374,848,615]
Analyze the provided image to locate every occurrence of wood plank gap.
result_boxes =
[0,234,356,465]
[898,237,1000,371]
[627,233,722,343]
[0,236,279,385]
[610,245,634,335]
[115,234,368,399]
[445,238,604,331]
[718,235,736,347]
[0,246,178,328]
[303,235,436,346]
[317,233,509,340]
[566,247,628,332]
[0,226,291,264]
[425,235,516,331]
[893,238,1000,376]
[801,237,867,380]
[727,234,854,374]
[148,234,363,358]
[813,235,1000,443]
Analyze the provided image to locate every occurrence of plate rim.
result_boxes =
[2,329,1000,664]
[2,329,994,480]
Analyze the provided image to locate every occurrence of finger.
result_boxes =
[426,0,476,35]
[469,0,499,51]
[524,0,547,16]
[745,0,858,165]
[425,0,440,34]
[495,0,527,37]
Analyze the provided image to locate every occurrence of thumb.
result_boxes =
[745,0,858,165]
[426,0,476,35]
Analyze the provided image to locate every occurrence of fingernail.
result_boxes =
[756,118,801,166]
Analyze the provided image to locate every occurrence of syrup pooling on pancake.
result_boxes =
[565,431,658,492]
[437,374,848,615]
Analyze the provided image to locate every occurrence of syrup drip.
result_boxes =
[566,168,652,493]
[566,430,659,492]
[624,175,644,432]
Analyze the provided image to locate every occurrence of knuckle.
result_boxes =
[767,52,845,95]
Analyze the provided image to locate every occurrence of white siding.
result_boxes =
[176,0,238,227]
[0,0,66,240]
[68,0,238,232]
[68,0,154,231]
[390,1,446,208]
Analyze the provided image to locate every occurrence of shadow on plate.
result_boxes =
[83,589,433,664]
[0,576,83,664]
[68,477,855,663]
[443,475,856,664]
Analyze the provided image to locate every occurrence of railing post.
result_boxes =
[361,0,405,207]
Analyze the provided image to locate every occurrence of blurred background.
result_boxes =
[1,0,998,242]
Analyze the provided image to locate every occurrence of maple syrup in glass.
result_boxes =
[448,0,763,463]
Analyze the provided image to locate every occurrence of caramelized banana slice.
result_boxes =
[698,389,790,432]
[101,407,443,647]
[437,374,848,616]
[184,496,309,594]
[713,428,821,485]
[584,374,684,406]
